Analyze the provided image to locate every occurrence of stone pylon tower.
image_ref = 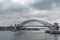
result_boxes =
[54,23,59,30]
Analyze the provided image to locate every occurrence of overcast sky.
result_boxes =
[0,0,60,26]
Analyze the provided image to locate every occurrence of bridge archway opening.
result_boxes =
[23,22,49,30]
[23,22,45,27]
[17,19,53,30]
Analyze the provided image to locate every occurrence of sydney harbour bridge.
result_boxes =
[10,19,60,34]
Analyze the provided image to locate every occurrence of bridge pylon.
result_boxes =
[54,23,59,30]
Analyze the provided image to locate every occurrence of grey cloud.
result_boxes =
[6,4,29,13]
[0,1,30,19]
[53,0,60,3]
[0,0,59,19]
[30,0,60,10]
[30,0,53,10]
[0,0,60,25]
[0,0,29,14]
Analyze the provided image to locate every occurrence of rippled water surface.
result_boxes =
[0,30,60,40]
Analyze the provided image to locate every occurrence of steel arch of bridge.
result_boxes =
[16,19,54,30]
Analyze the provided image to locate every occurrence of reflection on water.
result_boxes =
[0,30,60,40]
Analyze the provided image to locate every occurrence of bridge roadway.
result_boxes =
[23,25,60,28]
[23,25,47,27]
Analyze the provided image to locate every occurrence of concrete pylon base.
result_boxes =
[45,30,60,34]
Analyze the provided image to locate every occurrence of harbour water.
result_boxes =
[0,30,60,40]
